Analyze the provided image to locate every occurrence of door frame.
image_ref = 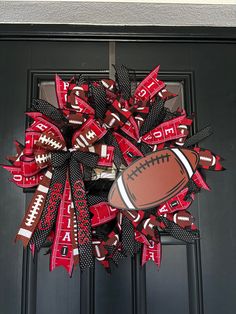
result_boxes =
[0,25,236,42]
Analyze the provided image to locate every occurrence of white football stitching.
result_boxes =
[86,130,96,140]
[25,194,44,227]
[39,134,63,150]
[35,153,51,164]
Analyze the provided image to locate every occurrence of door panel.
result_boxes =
[95,259,133,314]
[0,39,109,314]
[116,40,236,314]
[0,42,31,314]
[36,253,81,314]
[146,244,189,314]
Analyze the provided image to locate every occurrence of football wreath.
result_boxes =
[2,64,224,274]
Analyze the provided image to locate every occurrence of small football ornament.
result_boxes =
[108,148,199,210]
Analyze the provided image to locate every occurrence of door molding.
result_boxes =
[0,25,236,43]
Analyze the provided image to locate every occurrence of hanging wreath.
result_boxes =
[2,65,224,275]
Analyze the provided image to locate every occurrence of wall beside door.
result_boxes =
[0,1,236,27]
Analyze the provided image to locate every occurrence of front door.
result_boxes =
[0,26,235,314]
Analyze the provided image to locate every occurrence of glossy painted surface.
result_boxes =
[0,25,235,314]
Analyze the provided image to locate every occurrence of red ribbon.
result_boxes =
[50,178,74,275]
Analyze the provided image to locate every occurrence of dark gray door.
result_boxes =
[0,26,235,314]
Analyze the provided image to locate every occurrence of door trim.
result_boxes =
[0,25,236,43]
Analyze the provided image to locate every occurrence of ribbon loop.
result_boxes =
[32,99,67,125]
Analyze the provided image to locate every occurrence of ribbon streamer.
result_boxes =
[30,150,98,269]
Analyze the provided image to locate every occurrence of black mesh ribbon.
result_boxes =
[121,216,135,256]
[30,150,99,269]
[139,98,165,136]
[90,84,107,120]
[32,99,67,125]
[158,216,199,243]
[114,64,131,100]
[104,130,125,168]
[183,126,213,147]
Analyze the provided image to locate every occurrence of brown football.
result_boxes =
[108,148,199,210]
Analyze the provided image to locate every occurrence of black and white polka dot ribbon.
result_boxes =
[158,216,199,243]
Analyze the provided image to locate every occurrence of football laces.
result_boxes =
[25,194,44,226]
[39,134,63,150]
